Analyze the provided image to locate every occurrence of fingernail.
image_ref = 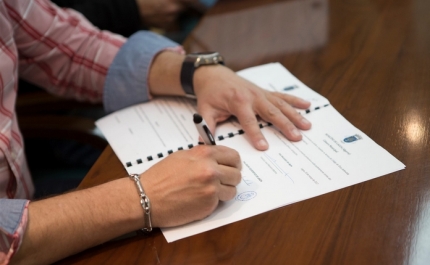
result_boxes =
[301,118,311,126]
[292,128,301,138]
[257,139,268,149]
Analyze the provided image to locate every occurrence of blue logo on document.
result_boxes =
[236,191,257,201]
[343,134,362,143]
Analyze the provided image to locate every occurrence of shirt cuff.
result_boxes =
[0,199,29,265]
[103,31,182,113]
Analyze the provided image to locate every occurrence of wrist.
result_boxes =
[128,174,152,232]
[180,52,224,97]
[148,50,186,96]
[193,64,224,97]
[105,178,150,231]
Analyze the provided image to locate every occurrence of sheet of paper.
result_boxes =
[96,63,329,173]
[96,63,405,242]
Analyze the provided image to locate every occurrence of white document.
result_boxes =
[96,63,405,242]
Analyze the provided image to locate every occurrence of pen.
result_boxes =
[193,113,216,145]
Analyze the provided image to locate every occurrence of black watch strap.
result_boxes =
[180,60,196,96]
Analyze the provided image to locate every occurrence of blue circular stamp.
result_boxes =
[236,191,257,201]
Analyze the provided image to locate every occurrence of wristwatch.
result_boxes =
[180,52,224,97]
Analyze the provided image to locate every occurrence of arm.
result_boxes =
[11,145,241,265]
[11,0,126,103]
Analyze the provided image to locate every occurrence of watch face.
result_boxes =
[186,52,224,67]
[191,52,218,56]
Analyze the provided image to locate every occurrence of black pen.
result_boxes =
[193,113,216,145]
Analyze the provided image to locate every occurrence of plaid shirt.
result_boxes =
[0,0,181,263]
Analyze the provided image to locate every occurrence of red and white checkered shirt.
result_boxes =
[0,0,126,263]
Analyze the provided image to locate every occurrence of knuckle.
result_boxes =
[289,111,303,122]
[193,145,213,157]
[230,88,250,105]
[241,116,257,127]
[200,166,217,181]
[265,106,281,118]
[223,146,240,157]
[203,185,218,198]
[275,96,288,108]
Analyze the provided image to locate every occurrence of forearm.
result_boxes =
[11,178,142,265]
[148,50,186,96]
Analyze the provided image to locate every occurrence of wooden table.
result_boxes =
[57,0,430,264]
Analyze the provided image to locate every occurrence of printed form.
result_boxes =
[96,63,405,242]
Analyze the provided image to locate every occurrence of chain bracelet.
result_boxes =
[129,174,152,233]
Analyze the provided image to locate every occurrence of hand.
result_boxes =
[194,65,312,151]
[140,145,241,227]
[136,0,186,29]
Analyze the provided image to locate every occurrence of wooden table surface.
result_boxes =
[57,0,430,264]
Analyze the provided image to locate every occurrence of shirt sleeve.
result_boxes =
[0,199,29,265]
[8,0,183,111]
[8,0,126,103]
[103,31,183,113]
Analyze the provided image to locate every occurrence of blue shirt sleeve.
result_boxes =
[103,31,180,113]
[0,199,28,235]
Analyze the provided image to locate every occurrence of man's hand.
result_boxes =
[148,51,312,150]
[140,145,241,227]
[194,65,312,150]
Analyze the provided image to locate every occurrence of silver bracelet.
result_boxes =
[128,174,152,233]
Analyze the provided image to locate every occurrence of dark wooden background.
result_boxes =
[58,0,430,264]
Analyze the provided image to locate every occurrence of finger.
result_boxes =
[277,93,311,109]
[217,164,242,187]
[216,165,241,201]
[218,185,237,201]
[276,93,312,130]
[234,107,269,150]
[269,94,312,131]
[211,146,242,170]
[256,100,304,141]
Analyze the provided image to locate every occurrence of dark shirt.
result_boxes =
[52,0,142,37]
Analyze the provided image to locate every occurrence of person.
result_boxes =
[19,0,215,196]
[51,0,216,37]
[0,0,312,264]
